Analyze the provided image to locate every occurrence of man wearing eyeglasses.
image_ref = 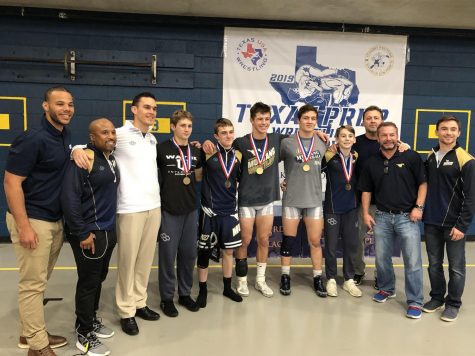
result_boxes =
[358,122,427,319]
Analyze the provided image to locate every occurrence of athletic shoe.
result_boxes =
[343,279,362,297]
[406,306,422,319]
[326,279,338,297]
[76,331,110,356]
[178,296,200,312]
[279,274,291,296]
[255,280,274,297]
[160,300,179,318]
[237,279,250,297]
[19,333,67,349]
[93,318,114,338]
[422,299,445,313]
[372,290,396,303]
[313,276,327,297]
[441,306,459,322]
[353,273,365,286]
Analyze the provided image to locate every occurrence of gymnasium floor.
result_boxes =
[0,242,473,356]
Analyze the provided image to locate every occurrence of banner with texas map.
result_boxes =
[223,27,406,258]
[222,27,407,139]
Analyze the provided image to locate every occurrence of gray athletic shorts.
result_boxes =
[238,203,274,218]
[283,206,323,220]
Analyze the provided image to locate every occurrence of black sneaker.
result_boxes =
[279,274,291,296]
[178,296,200,312]
[160,300,179,318]
[313,276,327,298]
[422,299,445,313]
[353,273,365,286]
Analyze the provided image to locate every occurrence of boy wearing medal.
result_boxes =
[196,118,243,307]
[156,110,203,317]
[279,104,328,297]
[322,125,362,297]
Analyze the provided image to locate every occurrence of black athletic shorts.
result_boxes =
[198,210,242,250]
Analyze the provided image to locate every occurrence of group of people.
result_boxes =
[4,86,475,356]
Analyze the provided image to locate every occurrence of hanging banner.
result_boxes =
[222,27,407,139]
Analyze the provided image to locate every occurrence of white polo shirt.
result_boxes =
[115,120,161,213]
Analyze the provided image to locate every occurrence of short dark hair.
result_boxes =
[44,86,73,101]
[377,121,398,135]
[363,105,383,119]
[171,109,193,126]
[132,92,156,107]
[436,115,461,130]
[336,125,355,137]
[214,118,234,134]
[297,104,318,120]
[250,102,271,119]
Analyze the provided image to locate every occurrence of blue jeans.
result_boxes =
[374,210,423,307]
[424,224,465,309]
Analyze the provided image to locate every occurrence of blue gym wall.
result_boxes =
[0,13,474,241]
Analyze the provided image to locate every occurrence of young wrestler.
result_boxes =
[322,125,362,297]
[157,110,203,317]
[196,118,243,307]
[279,104,328,297]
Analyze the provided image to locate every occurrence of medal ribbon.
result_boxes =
[338,150,354,184]
[172,137,191,174]
[217,144,237,180]
[249,134,268,166]
[295,133,315,163]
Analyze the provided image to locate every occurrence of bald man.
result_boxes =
[61,118,120,356]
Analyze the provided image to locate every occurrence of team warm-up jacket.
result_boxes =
[61,144,120,241]
[424,143,475,233]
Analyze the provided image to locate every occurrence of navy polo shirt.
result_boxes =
[358,149,426,213]
[6,116,72,221]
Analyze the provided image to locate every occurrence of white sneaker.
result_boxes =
[343,279,363,297]
[326,279,338,297]
[237,279,249,297]
[255,280,274,298]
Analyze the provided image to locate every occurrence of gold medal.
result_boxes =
[256,166,264,175]
[183,176,191,185]
[224,180,231,188]
[345,183,351,191]
[303,164,310,172]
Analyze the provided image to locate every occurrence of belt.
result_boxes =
[378,208,412,214]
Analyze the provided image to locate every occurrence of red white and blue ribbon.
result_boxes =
[295,132,315,163]
[338,150,354,184]
[172,137,191,174]
[217,143,237,180]
[249,134,268,166]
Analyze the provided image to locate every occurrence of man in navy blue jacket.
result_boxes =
[422,115,475,322]
[61,118,120,356]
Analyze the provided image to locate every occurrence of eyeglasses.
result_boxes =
[383,159,389,174]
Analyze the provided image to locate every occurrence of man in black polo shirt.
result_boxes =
[4,87,79,355]
[359,121,427,319]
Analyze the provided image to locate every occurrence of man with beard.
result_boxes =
[62,118,119,356]
[5,87,77,355]
[359,122,427,319]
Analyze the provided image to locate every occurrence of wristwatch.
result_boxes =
[414,204,424,211]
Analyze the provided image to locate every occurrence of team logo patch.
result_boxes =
[99,166,105,171]
[327,217,338,226]
[443,161,454,166]
[396,163,405,168]
[236,37,268,71]
[365,46,394,76]
[160,233,170,242]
